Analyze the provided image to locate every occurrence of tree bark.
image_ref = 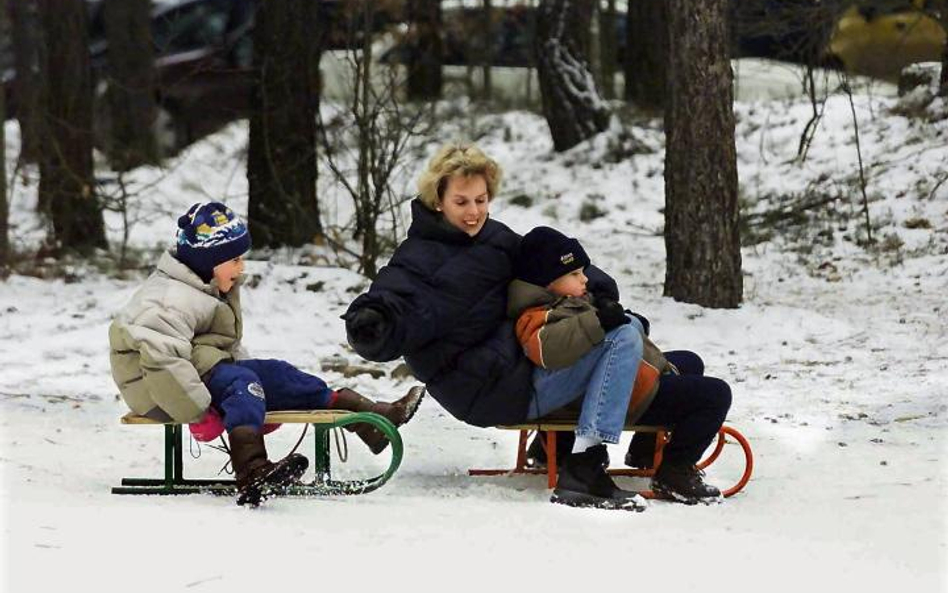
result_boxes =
[247,0,322,247]
[102,0,158,170]
[598,0,617,99]
[942,42,948,97]
[406,0,443,100]
[624,0,667,111]
[1,0,8,266]
[939,3,948,96]
[37,0,107,254]
[535,0,609,152]
[663,0,742,308]
[8,0,43,163]
[481,0,493,101]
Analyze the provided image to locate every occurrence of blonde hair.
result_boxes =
[417,143,502,211]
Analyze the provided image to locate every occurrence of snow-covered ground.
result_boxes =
[1,78,946,592]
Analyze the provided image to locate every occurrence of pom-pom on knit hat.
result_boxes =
[175,202,251,282]
[516,226,590,287]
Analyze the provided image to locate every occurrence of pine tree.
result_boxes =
[406,0,443,100]
[102,0,158,169]
[247,0,322,247]
[624,0,667,111]
[0,0,8,267]
[663,0,742,308]
[37,0,108,254]
[9,0,43,163]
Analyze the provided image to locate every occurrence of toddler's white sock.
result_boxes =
[572,434,602,453]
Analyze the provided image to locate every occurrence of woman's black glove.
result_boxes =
[594,298,630,333]
[342,307,389,351]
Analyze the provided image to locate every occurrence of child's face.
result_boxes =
[438,174,490,237]
[213,256,245,293]
[547,268,588,298]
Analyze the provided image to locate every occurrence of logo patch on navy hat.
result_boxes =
[248,382,265,399]
[560,253,575,266]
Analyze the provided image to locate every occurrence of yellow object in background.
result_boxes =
[827,2,946,80]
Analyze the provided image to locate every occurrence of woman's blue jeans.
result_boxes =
[529,321,643,444]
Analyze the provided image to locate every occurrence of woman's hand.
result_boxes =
[343,307,389,349]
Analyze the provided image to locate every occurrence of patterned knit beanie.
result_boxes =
[175,202,251,282]
[516,226,590,287]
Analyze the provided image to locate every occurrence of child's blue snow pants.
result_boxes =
[204,359,335,432]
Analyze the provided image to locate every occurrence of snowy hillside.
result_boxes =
[1,76,946,592]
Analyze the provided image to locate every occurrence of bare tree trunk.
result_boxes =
[481,0,493,101]
[663,0,741,308]
[624,0,667,111]
[535,0,609,152]
[9,0,43,163]
[407,0,442,101]
[356,0,375,275]
[599,0,617,99]
[247,0,322,247]
[37,0,107,254]
[102,0,158,170]
[0,0,8,267]
[939,4,948,96]
[942,43,948,97]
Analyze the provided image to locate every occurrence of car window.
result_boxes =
[152,0,231,56]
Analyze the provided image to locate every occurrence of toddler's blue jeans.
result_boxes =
[529,322,643,444]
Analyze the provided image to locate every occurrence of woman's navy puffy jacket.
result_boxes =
[343,199,618,427]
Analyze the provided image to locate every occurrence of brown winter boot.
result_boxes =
[228,425,309,506]
[333,385,426,454]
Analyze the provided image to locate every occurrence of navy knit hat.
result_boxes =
[516,226,591,287]
[175,202,251,282]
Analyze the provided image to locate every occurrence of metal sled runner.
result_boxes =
[470,422,754,498]
[112,410,403,496]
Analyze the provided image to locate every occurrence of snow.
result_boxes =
[2,73,947,592]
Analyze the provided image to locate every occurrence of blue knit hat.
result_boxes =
[175,202,251,282]
[517,226,591,287]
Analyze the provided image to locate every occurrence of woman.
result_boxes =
[343,144,621,428]
[344,143,730,508]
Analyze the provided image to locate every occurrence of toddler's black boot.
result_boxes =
[551,444,646,512]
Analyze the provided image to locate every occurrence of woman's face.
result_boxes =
[438,174,490,237]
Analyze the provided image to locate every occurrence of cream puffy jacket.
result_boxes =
[108,250,246,422]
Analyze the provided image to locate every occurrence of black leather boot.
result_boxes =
[551,444,645,511]
[333,386,425,454]
[652,461,721,504]
[229,425,308,506]
[624,432,658,469]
